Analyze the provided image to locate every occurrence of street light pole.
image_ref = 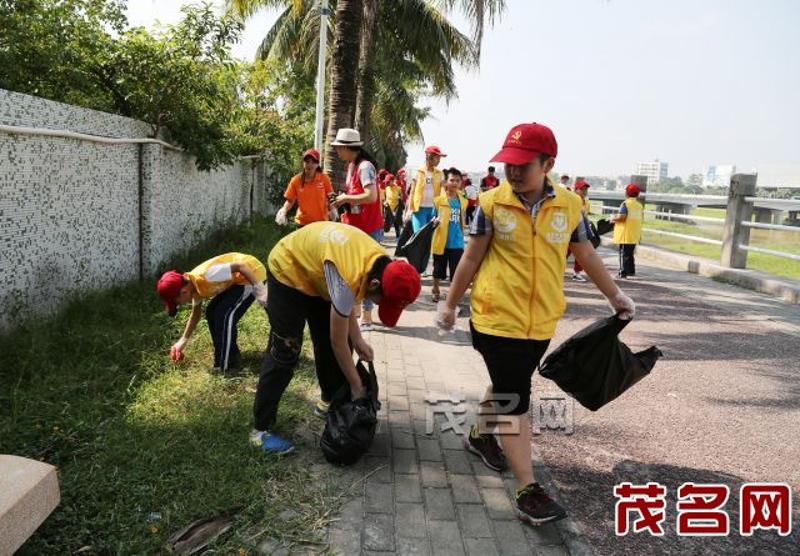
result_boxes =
[314,0,329,153]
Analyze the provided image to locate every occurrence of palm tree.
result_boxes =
[228,0,505,179]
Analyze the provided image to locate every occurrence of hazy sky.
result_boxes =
[127,0,800,186]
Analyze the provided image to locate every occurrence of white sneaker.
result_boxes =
[360,321,374,332]
[572,273,587,282]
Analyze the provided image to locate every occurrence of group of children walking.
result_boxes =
[155,121,638,528]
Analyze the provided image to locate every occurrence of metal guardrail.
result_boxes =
[643,210,725,225]
[741,220,800,233]
[739,244,800,262]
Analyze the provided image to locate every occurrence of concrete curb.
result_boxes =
[600,238,800,304]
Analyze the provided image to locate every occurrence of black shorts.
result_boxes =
[432,248,463,281]
[470,321,550,415]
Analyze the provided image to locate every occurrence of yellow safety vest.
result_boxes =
[268,222,385,302]
[613,198,644,245]
[410,168,444,212]
[385,184,402,211]
[431,192,467,256]
[582,196,591,215]
[471,181,583,340]
[186,253,266,299]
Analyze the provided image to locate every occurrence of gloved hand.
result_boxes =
[608,291,635,320]
[253,283,268,308]
[275,207,288,226]
[435,301,456,332]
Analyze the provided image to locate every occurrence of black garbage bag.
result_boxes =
[589,221,601,249]
[320,360,381,465]
[383,205,394,233]
[596,218,614,236]
[395,220,414,253]
[538,314,663,411]
[396,219,437,274]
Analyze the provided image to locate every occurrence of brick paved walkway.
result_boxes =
[326,266,590,555]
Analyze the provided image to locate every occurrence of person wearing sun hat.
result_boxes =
[156,253,268,373]
[404,145,447,232]
[612,182,644,278]
[251,221,421,454]
[437,122,635,528]
[275,148,335,227]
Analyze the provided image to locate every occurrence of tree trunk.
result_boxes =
[354,0,378,146]
[324,0,364,190]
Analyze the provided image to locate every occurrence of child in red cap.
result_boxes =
[253,222,420,454]
[570,179,592,281]
[612,183,644,278]
[156,253,268,372]
[438,122,635,527]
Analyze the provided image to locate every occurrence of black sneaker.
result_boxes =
[515,483,567,526]
[464,425,507,472]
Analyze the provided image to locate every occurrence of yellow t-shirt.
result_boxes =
[186,253,266,299]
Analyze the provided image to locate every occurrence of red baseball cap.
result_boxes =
[156,270,185,317]
[378,260,421,327]
[625,183,641,197]
[490,122,558,165]
[425,145,447,157]
[302,148,320,162]
[574,179,589,190]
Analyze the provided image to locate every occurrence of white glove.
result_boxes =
[608,291,635,320]
[275,207,288,226]
[328,207,339,221]
[253,283,268,308]
[435,300,456,333]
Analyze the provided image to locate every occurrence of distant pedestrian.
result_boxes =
[405,146,447,232]
[480,165,500,192]
[464,175,480,226]
[275,149,334,226]
[384,173,404,236]
[570,179,591,281]
[612,183,644,278]
[431,167,467,301]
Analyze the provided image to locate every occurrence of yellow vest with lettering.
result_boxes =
[613,198,644,244]
[471,181,583,340]
[186,253,266,299]
[268,222,385,302]
[410,168,444,212]
[431,192,467,256]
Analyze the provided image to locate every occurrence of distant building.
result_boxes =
[635,160,668,185]
[703,164,736,188]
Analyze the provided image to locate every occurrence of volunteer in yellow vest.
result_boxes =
[384,174,404,236]
[431,167,467,302]
[437,122,635,527]
[404,145,447,233]
[612,183,644,278]
[156,253,268,372]
[570,179,592,282]
[252,222,421,454]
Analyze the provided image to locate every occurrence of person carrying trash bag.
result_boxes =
[437,122,635,527]
[156,253,268,373]
[539,314,663,411]
[251,222,421,454]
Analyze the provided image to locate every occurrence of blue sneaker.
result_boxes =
[250,430,294,455]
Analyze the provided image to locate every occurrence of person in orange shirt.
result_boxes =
[275,148,334,226]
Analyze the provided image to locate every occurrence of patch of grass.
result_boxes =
[0,217,349,554]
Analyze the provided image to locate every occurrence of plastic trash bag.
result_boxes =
[320,360,381,465]
[538,314,663,411]
[595,218,614,236]
[589,221,601,249]
[395,219,438,274]
[394,220,414,253]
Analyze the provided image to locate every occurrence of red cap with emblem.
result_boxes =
[490,122,558,165]
[377,260,421,327]
[625,183,641,197]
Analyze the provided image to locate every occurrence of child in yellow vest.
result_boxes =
[613,183,644,278]
[437,123,635,527]
[431,168,467,301]
[384,174,404,236]
[156,253,268,372]
[253,222,421,454]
